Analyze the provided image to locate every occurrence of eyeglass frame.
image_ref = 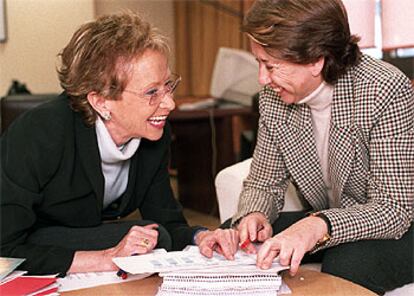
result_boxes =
[122,73,181,106]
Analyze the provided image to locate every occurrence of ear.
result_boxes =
[87,91,109,118]
[310,57,325,77]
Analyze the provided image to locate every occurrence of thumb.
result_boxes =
[144,223,159,230]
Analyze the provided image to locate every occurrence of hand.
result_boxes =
[256,216,328,276]
[237,212,273,254]
[69,223,160,273]
[196,228,239,260]
[107,223,159,258]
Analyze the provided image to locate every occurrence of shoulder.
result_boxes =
[4,93,73,137]
[1,93,77,189]
[1,93,76,164]
[352,54,412,96]
[337,54,413,115]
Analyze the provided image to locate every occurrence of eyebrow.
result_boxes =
[255,57,270,64]
[141,72,171,91]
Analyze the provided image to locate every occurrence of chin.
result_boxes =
[144,131,164,141]
[280,96,297,105]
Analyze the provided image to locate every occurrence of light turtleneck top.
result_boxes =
[297,81,336,207]
[95,117,141,209]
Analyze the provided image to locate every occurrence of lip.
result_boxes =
[147,115,168,129]
[270,84,283,95]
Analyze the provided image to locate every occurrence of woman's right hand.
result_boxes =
[107,223,159,258]
[69,224,160,273]
[237,212,273,254]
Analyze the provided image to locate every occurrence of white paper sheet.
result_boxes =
[58,271,152,292]
[113,245,289,275]
[58,248,167,292]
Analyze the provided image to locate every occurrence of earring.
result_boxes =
[102,112,112,121]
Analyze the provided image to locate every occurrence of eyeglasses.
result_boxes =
[123,73,181,106]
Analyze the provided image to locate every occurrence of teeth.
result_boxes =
[149,115,167,121]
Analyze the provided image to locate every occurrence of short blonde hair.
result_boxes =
[57,11,170,126]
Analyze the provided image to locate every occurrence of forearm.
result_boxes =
[320,200,412,250]
[68,248,117,273]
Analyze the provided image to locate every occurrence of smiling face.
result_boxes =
[102,50,175,145]
[250,41,325,105]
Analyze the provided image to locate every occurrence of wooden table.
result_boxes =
[62,268,376,296]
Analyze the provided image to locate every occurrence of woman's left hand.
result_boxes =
[256,216,328,276]
[195,228,239,260]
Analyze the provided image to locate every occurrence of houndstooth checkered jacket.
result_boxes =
[232,54,413,249]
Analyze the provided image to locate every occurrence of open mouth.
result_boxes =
[148,115,168,128]
[272,85,282,93]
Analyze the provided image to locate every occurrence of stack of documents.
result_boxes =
[157,268,283,296]
[113,246,289,296]
[0,272,58,296]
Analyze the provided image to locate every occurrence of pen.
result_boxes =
[117,268,128,280]
[240,225,265,250]
[117,253,138,280]
[240,238,251,250]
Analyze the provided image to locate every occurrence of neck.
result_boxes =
[103,120,130,147]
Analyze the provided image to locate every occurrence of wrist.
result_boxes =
[307,212,331,248]
[102,248,117,270]
[192,227,209,245]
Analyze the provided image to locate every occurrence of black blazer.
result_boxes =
[1,93,200,275]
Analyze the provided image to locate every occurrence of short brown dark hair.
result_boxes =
[242,0,361,84]
[57,11,170,126]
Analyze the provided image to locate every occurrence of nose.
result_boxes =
[159,92,175,111]
[258,65,271,86]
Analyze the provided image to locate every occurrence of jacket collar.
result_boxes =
[329,66,357,204]
[280,103,328,209]
[75,113,105,213]
[276,66,357,209]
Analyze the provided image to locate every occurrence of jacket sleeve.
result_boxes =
[0,110,75,276]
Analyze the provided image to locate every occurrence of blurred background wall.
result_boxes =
[0,0,175,96]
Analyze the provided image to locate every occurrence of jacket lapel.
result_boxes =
[278,104,328,210]
[329,69,356,206]
[75,114,105,212]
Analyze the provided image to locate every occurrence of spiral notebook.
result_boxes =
[157,268,283,296]
[155,247,289,296]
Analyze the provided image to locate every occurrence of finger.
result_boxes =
[134,244,151,254]
[247,221,259,242]
[258,249,278,269]
[130,226,159,241]
[231,230,240,254]
[199,242,214,258]
[143,223,159,230]
[243,242,257,254]
[257,240,279,266]
[238,222,249,244]
[289,248,305,276]
[257,224,272,242]
[218,241,235,260]
[215,233,235,260]
[214,244,223,255]
[278,244,294,267]
[138,237,154,249]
